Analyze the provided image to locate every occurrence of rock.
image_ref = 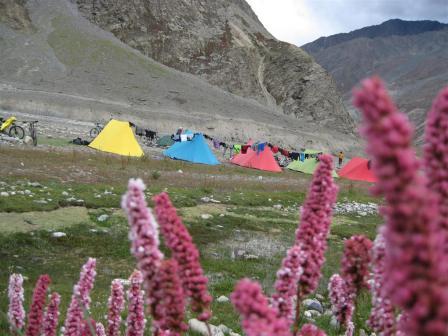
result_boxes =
[316,294,324,301]
[324,309,333,316]
[10,191,16,195]
[303,298,323,313]
[359,329,367,336]
[24,190,31,194]
[52,232,67,238]
[219,214,225,217]
[304,310,312,318]
[23,135,33,145]
[89,229,98,233]
[217,324,230,334]
[258,176,263,180]
[216,295,229,303]
[34,199,48,204]
[188,319,224,336]
[201,214,212,220]
[359,211,367,216]
[244,254,259,260]
[178,169,183,174]
[0,191,9,197]
[306,310,321,317]
[330,315,340,329]
[62,191,69,196]
[201,196,211,203]
[28,182,42,187]
[273,204,282,210]
[97,214,109,222]
[229,333,241,336]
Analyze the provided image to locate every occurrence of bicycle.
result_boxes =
[23,120,38,146]
[0,116,25,139]
[89,122,104,138]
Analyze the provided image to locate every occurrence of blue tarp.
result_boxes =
[163,133,220,165]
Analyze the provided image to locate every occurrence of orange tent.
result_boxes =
[232,143,281,173]
[339,157,376,183]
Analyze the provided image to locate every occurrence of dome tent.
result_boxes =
[339,157,376,183]
[163,133,220,165]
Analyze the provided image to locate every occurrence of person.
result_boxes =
[338,151,344,168]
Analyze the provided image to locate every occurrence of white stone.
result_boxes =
[217,324,230,334]
[1,191,9,196]
[52,232,66,238]
[201,214,212,220]
[273,204,282,209]
[201,197,211,203]
[178,169,183,174]
[244,254,259,260]
[97,214,109,222]
[229,332,241,336]
[23,136,33,145]
[216,295,229,303]
[62,191,69,196]
[24,190,31,194]
[258,176,263,180]
[188,319,224,336]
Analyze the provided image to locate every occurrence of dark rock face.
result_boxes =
[72,0,354,133]
[303,19,448,143]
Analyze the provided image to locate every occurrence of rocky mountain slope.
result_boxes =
[0,0,358,152]
[303,19,448,142]
[72,0,353,133]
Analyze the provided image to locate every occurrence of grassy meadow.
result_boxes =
[0,144,381,335]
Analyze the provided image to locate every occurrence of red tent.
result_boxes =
[232,144,281,173]
[339,157,377,183]
[231,140,254,166]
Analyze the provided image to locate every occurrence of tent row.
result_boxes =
[87,119,376,182]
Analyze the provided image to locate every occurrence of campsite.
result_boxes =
[2,0,448,335]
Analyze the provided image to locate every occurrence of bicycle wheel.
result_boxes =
[90,127,100,138]
[9,125,25,139]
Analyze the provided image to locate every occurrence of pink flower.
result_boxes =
[126,270,146,336]
[231,278,292,336]
[8,273,25,334]
[42,292,61,336]
[340,235,372,297]
[64,258,97,336]
[424,87,448,252]
[25,274,51,336]
[96,322,106,336]
[368,228,396,335]
[345,322,354,336]
[328,274,353,328]
[294,154,338,298]
[271,245,304,321]
[153,192,212,321]
[354,76,448,335]
[107,279,125,336]
[151,259,188,335]
[122,179,164,310]
[298,323,327,336]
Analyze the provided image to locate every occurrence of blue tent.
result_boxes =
[163,133,220,165]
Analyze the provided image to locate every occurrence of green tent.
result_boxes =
[157,135,175,147]
[287,154,338,178]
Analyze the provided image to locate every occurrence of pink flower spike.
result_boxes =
[122,179,164,309]
[8,273,25,334]
[295,154,339,298]
[345,322,354,336]
[271,245,304,321]
[328,274,353,328]
[368,228,396,335]
[63,258,97,336]
[96,322,106,336]
[424,87,448,252]
[42,292,61,336]
[153,192,212,321]
[107,279,125,336]
[354,76,448,335]
[231,278,292,336]
[298,323,327,336]
[126,270,146,336]
[151,259,188,335]
[341,235,372,297]
[25,274,51,336]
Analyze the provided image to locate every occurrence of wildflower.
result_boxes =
[345,322,354,336]
[96,322,106,336]
[122,179,164,309]
[271,245,304,321]
[107,279,125,336]
[231,278,292,336]
[341,235,372,297]
[126,270,146,336]
[42,292,60,336]
[8,273,25,334]
[64,258,97,336]
[153,192,212,321]
[354,76,448,335]
[151,259,188,335]
[295,154,338,298]
[328,274,353,328]
[368,228,395,335]
[25,274,51,336]
[424,87,448,252]
[298,323,327,336]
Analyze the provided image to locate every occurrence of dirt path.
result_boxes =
[257,57,278,109]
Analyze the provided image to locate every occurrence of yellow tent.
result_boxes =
[89,119,144,157]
